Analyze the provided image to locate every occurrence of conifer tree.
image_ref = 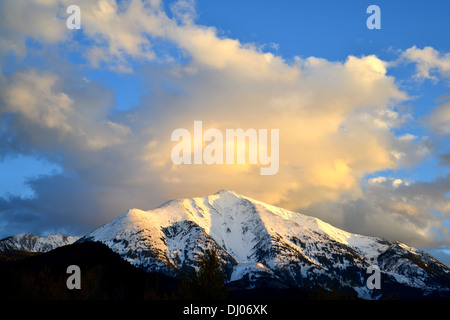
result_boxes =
[179,248,228,300]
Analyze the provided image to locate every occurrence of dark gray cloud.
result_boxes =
[438,153,450,166]
[303,174,450,248]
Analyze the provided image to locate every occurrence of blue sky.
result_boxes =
[195,0,449,57]
[0,0,449,265]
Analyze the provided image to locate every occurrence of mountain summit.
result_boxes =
[80,190,450,299]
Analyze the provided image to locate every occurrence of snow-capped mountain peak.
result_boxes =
[80,190,450,299]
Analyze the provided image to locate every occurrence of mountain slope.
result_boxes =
[0,233,80,253]
[80,190,450,299]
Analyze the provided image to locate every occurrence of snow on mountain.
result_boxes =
[0,233,80,253]
[80,190,450,299]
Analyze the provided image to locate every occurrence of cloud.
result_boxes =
[304,175,450,249]
[78,0,165,72]
[438,153,450,166]
[134,49,420,210]
[0,0,448,258]
[423,101,450,136]
[0,0,68,58]
[170,0,197,25]
[0,69,130,151]
[401,46,450,83]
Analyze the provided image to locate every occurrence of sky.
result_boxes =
[0,0,450,265]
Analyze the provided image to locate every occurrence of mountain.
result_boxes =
[80,190,450,299]
[0,233,80,253]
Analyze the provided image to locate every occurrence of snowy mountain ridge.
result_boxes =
[80,190,450,299]
[0,233,80,253]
